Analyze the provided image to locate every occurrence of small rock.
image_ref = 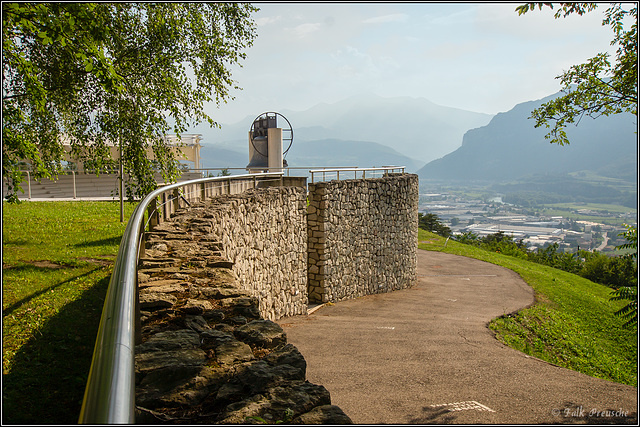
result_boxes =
[185,315,211,333]
[215,323,236,334]
[140,282,184,294]
[215,340,255,366]
[292,405,353,424]
[229,316,248,325]
[135,349,206,374]
[139,292,177,310]
[206,257,235,269]
[203,309,226,322]
[181,299,214,315]
[263,344,306,376]
[198,286,249,300]
[136,329,200,353]
[234,320,287,349]
[151,242,168,252]
[201,329,235,348]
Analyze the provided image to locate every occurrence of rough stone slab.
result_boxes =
[262,344,307,376]
[135,349,206,373]
[139,282,185,294]
[217,361,305,401]
[198,268,237,284]
[292,405,353,424]
[197,286,250,299]
[206,257,234,269]
[137,329,200,352]
[201,329,235,348]
[138,258,180,268]
[139,292,177,309]
[181,299,215,315]
[185,315,211,333]
[234,320,287,349]
[218,380,332,424]
[215,340,255,366]
[138,266,181,276]
[136,365,205,408]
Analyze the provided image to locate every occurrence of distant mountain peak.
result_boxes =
[192,92,494,166]
[418,91,637,183]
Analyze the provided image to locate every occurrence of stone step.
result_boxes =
[138,258,181,268]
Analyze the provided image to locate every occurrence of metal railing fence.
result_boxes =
[308,166,406,183]
[2,167,351,200]
[3,166,409,200]
[78,172,284,424]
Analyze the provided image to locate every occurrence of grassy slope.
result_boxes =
[2,201,136,424]
[418,228,637,387]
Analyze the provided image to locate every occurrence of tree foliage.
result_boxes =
[516,3,637,145]
[418,213,452,237]
[609,224,638,329]
[2,3,258,201]
[456,231,637,288]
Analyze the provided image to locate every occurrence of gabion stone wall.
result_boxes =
[194,186,309,320]
[307,174,419,303]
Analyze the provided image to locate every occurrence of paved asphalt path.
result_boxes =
[277,250,638,424]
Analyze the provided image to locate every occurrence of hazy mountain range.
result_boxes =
[417,92,637,183]
[194,93,493,171]
[194,92,637,188]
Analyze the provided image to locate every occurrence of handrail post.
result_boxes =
[27,171,31,199]
[162,192,168,221]
[148,197,158,230]
[173,188,180,213]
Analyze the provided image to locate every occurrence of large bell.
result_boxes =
[246,136,269,170]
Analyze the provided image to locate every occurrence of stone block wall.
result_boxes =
[307,174,419,303]
[195,186,308,321]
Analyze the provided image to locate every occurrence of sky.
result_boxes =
[199,2,620,126]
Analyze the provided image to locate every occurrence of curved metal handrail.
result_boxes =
[78,172,284,424]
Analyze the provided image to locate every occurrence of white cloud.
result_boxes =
[255,15,281,26]
[290,22,323,38]
[362,13,409,24]
[424,6,476,26]
[331,46,378,78]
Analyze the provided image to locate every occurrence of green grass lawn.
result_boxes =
[418,228,637,387]
[2,201,135,424]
